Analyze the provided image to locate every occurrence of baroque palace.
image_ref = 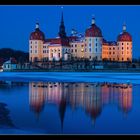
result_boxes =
[29,11,132,63]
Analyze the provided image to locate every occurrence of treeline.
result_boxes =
[0,48,29,65]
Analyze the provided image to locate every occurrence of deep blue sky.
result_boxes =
[0,5,139,58]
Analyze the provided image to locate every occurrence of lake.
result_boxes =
[0,77,139,134]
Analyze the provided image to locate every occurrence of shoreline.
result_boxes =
[0,72,140,84]
[3,69,140,73]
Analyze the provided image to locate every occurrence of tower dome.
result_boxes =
[85,17,102,37]
[117,24,132,42]
[30,23,45,41]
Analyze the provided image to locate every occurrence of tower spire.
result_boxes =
[123,22,126,32]
[58,6,66,38]
[61,7,64,23]
[92,15,95,25]
[35,22,39,30]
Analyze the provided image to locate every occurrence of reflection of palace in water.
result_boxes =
[29,82,132,127]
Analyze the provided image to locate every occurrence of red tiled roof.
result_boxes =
[30,28,45,41]
[85,24,102,37]
[45,38,70,46]
[117,32,132,42]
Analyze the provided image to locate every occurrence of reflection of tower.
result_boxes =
[118,84,132,116]
[58,97,66,131]
[84,84,102,125]
[29,82,46,120]
[46,82,67,131]
[86,94,102,125]
[101,84,110,105]
[101,83,132,118]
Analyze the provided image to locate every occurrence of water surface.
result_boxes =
[0,80,139,134]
